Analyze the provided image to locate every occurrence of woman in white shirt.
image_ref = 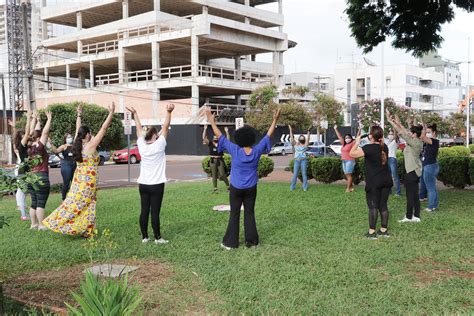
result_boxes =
[126,104,174,245]
[386,129,401,196]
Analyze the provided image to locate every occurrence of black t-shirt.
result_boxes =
[422,138,439,166]
[63,145,75,161]
[208,142,223,157]
[362,143,393,191]
[17,143,29,174]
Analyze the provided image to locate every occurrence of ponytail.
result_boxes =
[379,141,387,166]
[73,126,91,162]
[370,125,387,166]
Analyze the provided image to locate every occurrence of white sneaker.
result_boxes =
[398,217,412,223]
[412,216,421,222]
[220,243,232,250]
[424,208,434,212]
[142,238,149,243]
[155,238,169,245]
[420,198,428,202]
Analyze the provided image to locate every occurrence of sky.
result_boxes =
[262,0,474,85]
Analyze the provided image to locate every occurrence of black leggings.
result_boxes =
[404,171,421,219]
[365,187,390,230]
[139,183,165,239]
[28,172,50,209]
[223,185,259,248]
[61,160,76,200]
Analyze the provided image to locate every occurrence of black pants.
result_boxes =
[405,171,421,219]
[223,185,259,248]
[61,160,76,200]
[139,183,165,239]
[28,172,50,209]
[365,187,390,230]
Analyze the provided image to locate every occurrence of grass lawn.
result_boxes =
[0,181,473,314]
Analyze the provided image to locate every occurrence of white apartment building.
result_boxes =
[280,72,335,102]
[419,51,462,88]
[335,63,445,122]
[34,0,288,129]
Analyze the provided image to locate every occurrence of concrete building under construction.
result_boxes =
[33,0,290,153]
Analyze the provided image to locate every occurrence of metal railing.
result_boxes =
[205,103,247,117]
[82,39,118,55]
[117,18,193,40]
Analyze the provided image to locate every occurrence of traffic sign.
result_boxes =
[235,117,244,130]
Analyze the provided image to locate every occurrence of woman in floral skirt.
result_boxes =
[43,102,115,238]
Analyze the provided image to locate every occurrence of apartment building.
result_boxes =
[280,72,335,103]
[34,0,289,144]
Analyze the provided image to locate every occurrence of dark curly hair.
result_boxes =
[234,125,257,147]
[410,125,423,138]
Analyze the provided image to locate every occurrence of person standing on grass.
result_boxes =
[205,106,280,250]
[386,129,402,196]
[42,103,115,238]
[49,131,78,201]
[419,123,440,212]
[126,104,174,245]
[289,125,311,191]
[387,112,423,223]
[202,124,230,192]
[334,125,356,192]
[350,126,393,239]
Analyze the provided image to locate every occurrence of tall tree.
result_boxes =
[345,0,474,57]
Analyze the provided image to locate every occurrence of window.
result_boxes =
[406,75,419,85]
[385,77,391,88]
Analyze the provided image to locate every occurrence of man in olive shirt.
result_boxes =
[387,113,423,222]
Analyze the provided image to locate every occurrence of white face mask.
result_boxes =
[426,132,433,138]
[388,135,394,141]
[66,137,73,144]
[345,138,352,144]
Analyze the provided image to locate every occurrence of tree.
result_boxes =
[20,102,125,150]
[445,112,467,137]
[309,93,344,135]
[345,0,474,57]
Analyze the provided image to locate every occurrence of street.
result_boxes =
[48,155,292,188]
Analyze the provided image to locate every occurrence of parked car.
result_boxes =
[269,142,293,156]
[112,145,141,164]
[309,141,325,147]
[306,146,338,158]
[98,150,111,166]
[329,140,342,155]
[48,153,62,168]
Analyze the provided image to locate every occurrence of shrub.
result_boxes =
[50,183,64,194]
[437,157,471,189]
[311,157,343,183]
[201,154,274,179]
[470,158,474,186]
[438,146,470,159]
[469,144,474,154]
[66,272,142,316]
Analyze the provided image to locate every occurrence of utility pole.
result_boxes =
[1,75,7,163]
[467,37,471,147]
[380,42,385,129]
[21,0,35,111]
[314,75,331,94]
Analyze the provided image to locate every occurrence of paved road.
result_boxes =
[48,155,292,188]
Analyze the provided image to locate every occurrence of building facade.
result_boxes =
[34,0,288,133]
[280,72,335,103]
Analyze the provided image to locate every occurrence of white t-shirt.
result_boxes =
[386,139,398,158]
[136,135,167,185]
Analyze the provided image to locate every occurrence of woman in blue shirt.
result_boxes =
[205,106,281,249]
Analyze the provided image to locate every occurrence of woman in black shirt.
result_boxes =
[50,133,77,200]
[203,125,230,192]
[350,126,393,239]
[419,123,440,212]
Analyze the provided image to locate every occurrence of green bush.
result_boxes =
[469,158,474,186]
[438,146,470,159]
[437,157,471,189]
[201,154,274,179]
[50,183,64,194]
[469,144,474,154]
[66,272,142,316]
[311,157,343,183]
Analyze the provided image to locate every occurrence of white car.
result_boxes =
[329,140,342,155]
[269,142,293,156]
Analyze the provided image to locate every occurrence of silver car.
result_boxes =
[269,142,294,156]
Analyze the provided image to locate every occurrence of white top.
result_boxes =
[136,135,167,185]
[386,139,398,158]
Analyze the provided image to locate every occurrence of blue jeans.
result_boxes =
[291,159,308,191]
[420,163,440,209]
[388,157,401,195]
[61,160,76,200]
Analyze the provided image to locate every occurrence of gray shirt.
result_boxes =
[400,132,423,177]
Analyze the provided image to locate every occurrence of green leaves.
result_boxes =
[201,154,274,179]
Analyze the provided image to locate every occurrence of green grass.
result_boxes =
[1,182,473,314]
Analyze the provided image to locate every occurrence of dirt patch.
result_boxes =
[409,257,474,288]
[4,259,217,314]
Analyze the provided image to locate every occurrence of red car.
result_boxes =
[112,145,141,164]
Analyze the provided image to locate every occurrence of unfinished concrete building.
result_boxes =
[34,0,290,153]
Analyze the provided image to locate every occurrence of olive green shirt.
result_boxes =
[400,131,423,177]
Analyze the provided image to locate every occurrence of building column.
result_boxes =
[234,55,241,81]
[122,0,129,19]
[65,64,70,90]
[272,51,280,86]
[154,0,160,11]
[245,0,250,6]
[191,35,199,77]
[192,85,199,115]
[44,68,49,91]
[89,61,95,87]
[76,12,82,31]
[202,5,208,15]
[78,68,85,89]
[41,0,47,7]
[278,0,283,13]
[152,88,160,119]
[235,95,242,106]
[77,40,82,57]
[151,41,161,80]
[119,48,126,83]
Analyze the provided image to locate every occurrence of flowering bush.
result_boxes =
[357,98,410,132]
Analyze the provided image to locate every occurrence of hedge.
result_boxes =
[201,154,274,179]
[470,158,474,185]
[470,144,474,154]
[311,158,344,184]
[438,146,470,159]
[438,157,471,189]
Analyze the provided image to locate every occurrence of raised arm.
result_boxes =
[40,111,52,145]
[75,103,83,140]
[349,130,365,159]
[267,108,281,137]
[420,122,433,145]
[21,110,32,146]
[160,104,174,139]
[205,107,222,139]
[84,102,115,153]
[125,106,142,138]
[333,124,344,144]
[202,125,209,145]
[224,126,230,140]
[49,138,67,154]
[30,110,38,136]
[305,127,311,147]
[288,125,296,146]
